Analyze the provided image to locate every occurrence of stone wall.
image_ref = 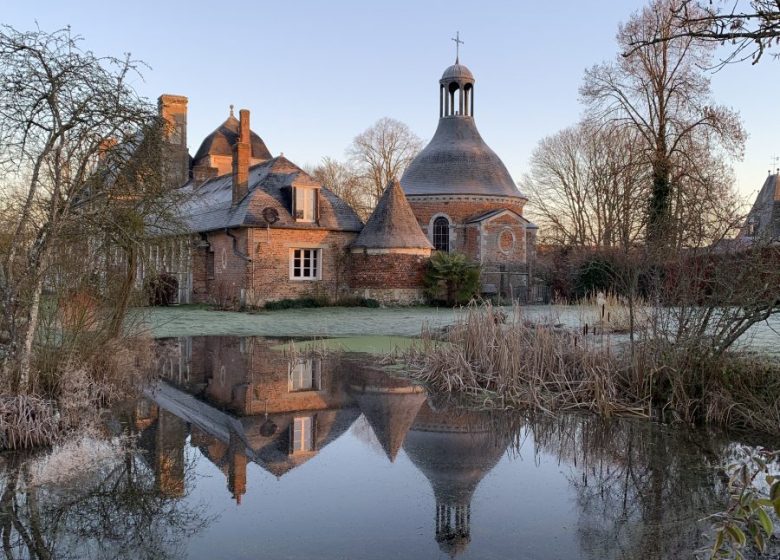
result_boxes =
[479,213,527,264]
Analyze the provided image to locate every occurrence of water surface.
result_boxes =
[1,335,776,559]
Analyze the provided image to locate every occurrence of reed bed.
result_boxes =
[400,303,780,433]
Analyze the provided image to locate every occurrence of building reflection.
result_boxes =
[404,403,510,557]
[142,336,510,556]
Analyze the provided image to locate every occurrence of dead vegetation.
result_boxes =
[400,303,780,434]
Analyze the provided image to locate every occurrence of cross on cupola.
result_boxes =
[439,34,474,118]
[451,31,464,63]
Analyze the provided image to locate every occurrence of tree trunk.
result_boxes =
[17,273,45,393]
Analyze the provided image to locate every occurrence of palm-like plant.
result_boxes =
[423,252,480,306]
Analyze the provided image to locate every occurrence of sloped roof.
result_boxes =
[176,156,363,233]
[739,173,780,241]
[465,208,538,228]
[193,113,272,163]
[401,116,525,199]
[351,179,432,249]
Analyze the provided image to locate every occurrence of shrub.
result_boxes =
[423,252,480,306]
[265,297,327,311]
[144,272,178,306]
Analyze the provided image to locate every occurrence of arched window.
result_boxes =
[433,217,450,252]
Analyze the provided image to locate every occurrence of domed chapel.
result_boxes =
[146,46,537,306]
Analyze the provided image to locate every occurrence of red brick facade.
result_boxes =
[191,228,357,306]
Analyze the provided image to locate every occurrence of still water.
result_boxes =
[1,336,777,559]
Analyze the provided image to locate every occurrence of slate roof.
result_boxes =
[177,156,363,233]
[192,113,272,163]
[351,179,432,249]
[401,116,525,199]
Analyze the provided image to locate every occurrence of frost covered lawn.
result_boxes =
[136,305,479,339]
[134,304,778,355]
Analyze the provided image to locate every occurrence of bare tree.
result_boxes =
[581,0,746,252]
[626,0,780,65]
[308,157,372,221]
[0,25,174,390]
[522,123,648,249]
[347,117,422,209]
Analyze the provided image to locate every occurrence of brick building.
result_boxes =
[147,56,536,305]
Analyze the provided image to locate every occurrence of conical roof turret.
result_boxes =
[352,179,433,251]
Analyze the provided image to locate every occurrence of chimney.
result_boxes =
[158,94,189,188]
[98,137,118,162]
[192,163,218,185]
[232,108,251,205]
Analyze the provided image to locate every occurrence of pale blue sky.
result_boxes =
[5,0,778,201]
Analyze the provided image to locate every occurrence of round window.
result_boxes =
[498,229,515,254]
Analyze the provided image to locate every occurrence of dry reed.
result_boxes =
[400,302,780,434]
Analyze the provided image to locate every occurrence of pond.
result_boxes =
[1,335,777,559]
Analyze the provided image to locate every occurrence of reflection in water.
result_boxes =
[0,335,774,559]
[0,400,208,559]
[404,404,511,556]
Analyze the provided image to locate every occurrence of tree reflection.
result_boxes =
[525,414,730,560]
[0,408,209,559]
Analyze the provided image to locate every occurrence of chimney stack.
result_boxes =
[158,94,189,188]
[232,108,251,205]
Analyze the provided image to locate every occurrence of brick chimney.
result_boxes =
[232,109,251,205]
[158,94,189,188]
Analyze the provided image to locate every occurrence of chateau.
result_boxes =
[150,58,537,305]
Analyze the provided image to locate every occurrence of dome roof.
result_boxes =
[400,117,524,198]
[193,113,272,163]
[441,63,474,82]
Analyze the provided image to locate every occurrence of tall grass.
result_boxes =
[400,303,780,434]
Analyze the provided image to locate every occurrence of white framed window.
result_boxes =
[290,248,321,280]
[294,187,317,222]
[289,358,322,392]
[291,415,314,454]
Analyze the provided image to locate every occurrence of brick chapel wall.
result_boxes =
[408,197,526,258]
[247,228,357,306]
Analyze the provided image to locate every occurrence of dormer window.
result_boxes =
[293,187,317,222]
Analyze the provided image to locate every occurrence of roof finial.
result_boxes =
[229,104,235,117]
[451,31,464,64]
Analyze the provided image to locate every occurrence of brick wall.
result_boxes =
[348,252,429,304]
[248,228,357,305]
[408,197,526,259]
[191,227,357,306]
[349,252,428,289]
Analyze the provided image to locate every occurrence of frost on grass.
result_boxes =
[28,430,129,488]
